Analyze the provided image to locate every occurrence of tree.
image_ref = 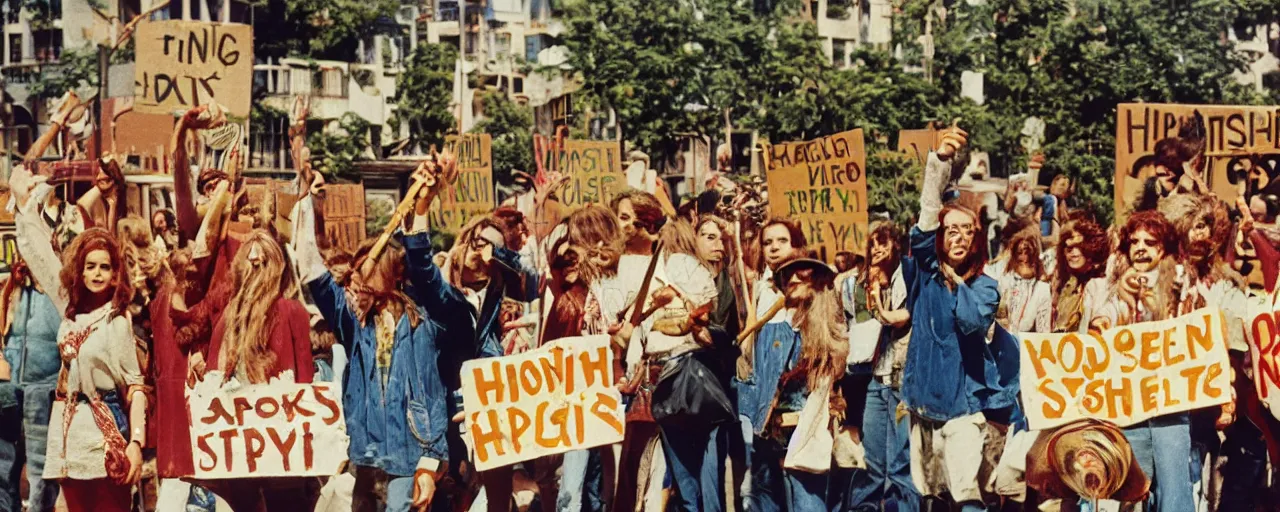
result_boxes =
[27,46,98,100]
[252,0,400,62]
[896,0,1267,223]
[397,43,458,152]
[473,91,535,188]
[308,112,373,182]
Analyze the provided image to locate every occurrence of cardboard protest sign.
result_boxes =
[187,373,348,478]
[321,184,365,253]
[897,126,940,167]
[460,335,625,471]
[556,140,624,210]
[1020,308,1233,430]
[134,20,253,117]
[1246,289,1280,417]
[429,134,495,233]
[1114,103,1280,219]
[765,129,868,261]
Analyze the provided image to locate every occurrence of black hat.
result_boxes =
[773,257,836,290]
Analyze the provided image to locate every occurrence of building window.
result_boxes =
[437,0,459,22]
[33,29,61,62]
[494,33,511,57]
[8,34,20,64]
[312,67,347,97]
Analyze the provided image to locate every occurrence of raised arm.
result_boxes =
[294,193,359,345]
[13,182,67,314]
[172,106,225,243]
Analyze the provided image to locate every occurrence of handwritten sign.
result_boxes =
[322,184,365,253]
[430,134,495,233]
[1020,308,1232,430]
[897,126,940,167]
[1247,289,1280,417]
[188,373,348,478]
[460,335,625,471]
[765,129,868,261]
[557,140,624,210]
[1115,103,1280,218]
[134,20,252,117]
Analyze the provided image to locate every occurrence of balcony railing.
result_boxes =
[1,63,40,84]
[247,129,295,171]
[254,66,293,96]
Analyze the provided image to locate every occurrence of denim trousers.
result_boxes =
[557,449,605,512]
[849,380,919,512]
[1122,413,1194,512]
[659,425,723,512]
[352,465,415,512]
[22,385,58,512]
[746,436,828,512]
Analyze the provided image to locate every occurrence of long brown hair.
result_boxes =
[348,237,422,328]
[58,228,132,319]
[858,220,903,288]
[791,280,848,392]
[220,230,290,383]
[566,204,623,283]
[542,237,588,343]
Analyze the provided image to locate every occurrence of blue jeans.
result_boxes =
[353,465,415,512]
[557,449,604,511]
[20,385,57,512]
[1122,413,1194,512]
[747,436,828,512]
[660,425,723,512]
[849,380,919,512]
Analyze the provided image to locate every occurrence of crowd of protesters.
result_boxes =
[0,99,1275,512]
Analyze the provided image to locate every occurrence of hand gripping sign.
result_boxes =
[188,372,348,478]
[459,335,626,472]
[1020,308,1233,430]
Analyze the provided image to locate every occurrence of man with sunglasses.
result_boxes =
[899,127,1010,512]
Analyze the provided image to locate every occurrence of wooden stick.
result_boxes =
[737,296,785,344]
[360,178,427,275]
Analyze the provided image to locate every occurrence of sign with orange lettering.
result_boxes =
[187,373,348,478]
[1020,308,1232,430]
[459,335,625,471]
[764,129,868,262]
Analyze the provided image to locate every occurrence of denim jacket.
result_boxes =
[900,226,1017,422]
[308,266,450,477]
[735,317,808,435]
[3,287,61,389]
[401,231,541,405]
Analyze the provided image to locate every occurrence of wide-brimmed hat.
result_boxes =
[773,257,836,290]
[1026,419,1149,503]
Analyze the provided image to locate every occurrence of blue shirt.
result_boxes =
[900,226,1017,422]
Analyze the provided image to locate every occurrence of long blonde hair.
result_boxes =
[220,230,290,383]
[792,285,849,392]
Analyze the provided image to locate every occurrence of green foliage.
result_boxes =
[866,152,923,229]
[28,46,99,100]
[894,0,1269,224]
[252,0,400,61]
[397,43,459,152]
[473,91,535,187]
[308,113,372,183]
[365,195,393,238]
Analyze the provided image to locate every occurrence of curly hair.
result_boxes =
[1054,215,1110,291]
[1113,210,1179,281]
[565,204,623,283]
[58,228,133,319]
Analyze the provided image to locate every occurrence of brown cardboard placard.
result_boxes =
[321,183,366,252]
[134,20,253,117]
[430,134,496,233]
[1115,103,1280,218]
[556,140,624,210]
[764,129,869,262]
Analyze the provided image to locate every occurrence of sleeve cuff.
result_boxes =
[416,457,442,473]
